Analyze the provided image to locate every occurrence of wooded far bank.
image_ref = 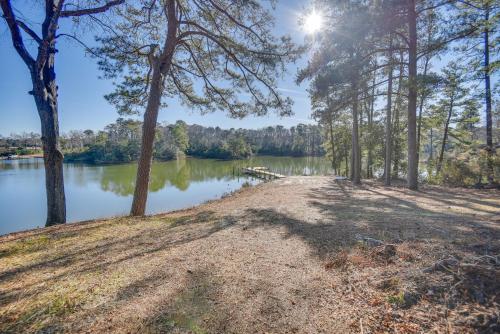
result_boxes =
[2,116,497,187]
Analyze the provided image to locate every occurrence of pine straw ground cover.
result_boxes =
[0,176,498,333]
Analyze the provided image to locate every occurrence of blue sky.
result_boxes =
[0,1,313,135]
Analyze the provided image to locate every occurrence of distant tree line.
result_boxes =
[16,119,324,164]
[0,132,42,156]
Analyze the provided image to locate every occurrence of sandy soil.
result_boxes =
[0,176,499,333]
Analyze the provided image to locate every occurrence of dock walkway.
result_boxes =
[242,167,286,180]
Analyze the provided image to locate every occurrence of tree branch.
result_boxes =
[0,0,35,68]
[57,33,102,57]
[16,20,42,44]
[60,0,124,17]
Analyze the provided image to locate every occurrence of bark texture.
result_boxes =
[384,37,394,186]
[130,62,164,216]
[32,62,66,226]
[351,79,361,185]
[407,0,419,190]
[483,4,494,184]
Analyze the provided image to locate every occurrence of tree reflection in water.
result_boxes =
[97,156,332,196]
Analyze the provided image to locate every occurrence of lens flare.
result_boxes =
[304,11,323,34]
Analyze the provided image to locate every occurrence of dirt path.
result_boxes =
[1,177,499,333]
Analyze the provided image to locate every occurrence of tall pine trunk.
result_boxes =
[367,69,375,178]
[130,0,178,216]
[483,4,494,184]
[407,0,419,190]
[130,61,164,216]
[384,36,394,186]
[393,53,404,179]
[351,78,361,185]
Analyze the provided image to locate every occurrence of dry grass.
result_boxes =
[0,177,499,333]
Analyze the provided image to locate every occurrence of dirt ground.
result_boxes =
[0,176,499,333]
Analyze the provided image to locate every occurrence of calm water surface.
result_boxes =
[0,156,331,235]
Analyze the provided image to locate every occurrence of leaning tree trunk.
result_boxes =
[130,0,178,216]
[407,0,419,190]
[483,4,494,184]
[436,97,454,174]
[130,61,164,216]
[384,36,394,186]
[32,47,66,226]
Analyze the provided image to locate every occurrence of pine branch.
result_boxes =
[60,0,124,17]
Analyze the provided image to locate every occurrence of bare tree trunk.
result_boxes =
[393,53,404,179]
[436,96,454,174]
[429,128,434,160]
[32,57,66,226]
[385,36,394,186]
[367,68,375,178]
[407,0,419,190]
[351,78,361,185]
[429,127,434,161]
[417,56,430,162]
[359,97,364,178]
[350,148,354,180]
[483,4,494,184]
[328,118,336,172]
[345,142,349,178]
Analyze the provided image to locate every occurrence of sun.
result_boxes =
[304,11,323,34]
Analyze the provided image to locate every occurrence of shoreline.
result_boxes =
[0,179,262,241]
[0,154,43,160]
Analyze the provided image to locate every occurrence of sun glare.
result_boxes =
[304,11,323,34]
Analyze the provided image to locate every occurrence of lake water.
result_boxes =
[0,156,331,235]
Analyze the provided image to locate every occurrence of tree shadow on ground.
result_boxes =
[243,179,499,261]
[1,179,499,333]
[0,210,237,326]
[137,269,230,334]
[387,183,500,216]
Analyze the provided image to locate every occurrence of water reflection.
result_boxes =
[0,156,332,194]
[99,164,137,196]
[0,158,44,171]
[0,156,331,235]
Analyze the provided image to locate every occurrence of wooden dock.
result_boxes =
[242,167,286,180]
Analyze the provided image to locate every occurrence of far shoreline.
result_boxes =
[0,154,43,160]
